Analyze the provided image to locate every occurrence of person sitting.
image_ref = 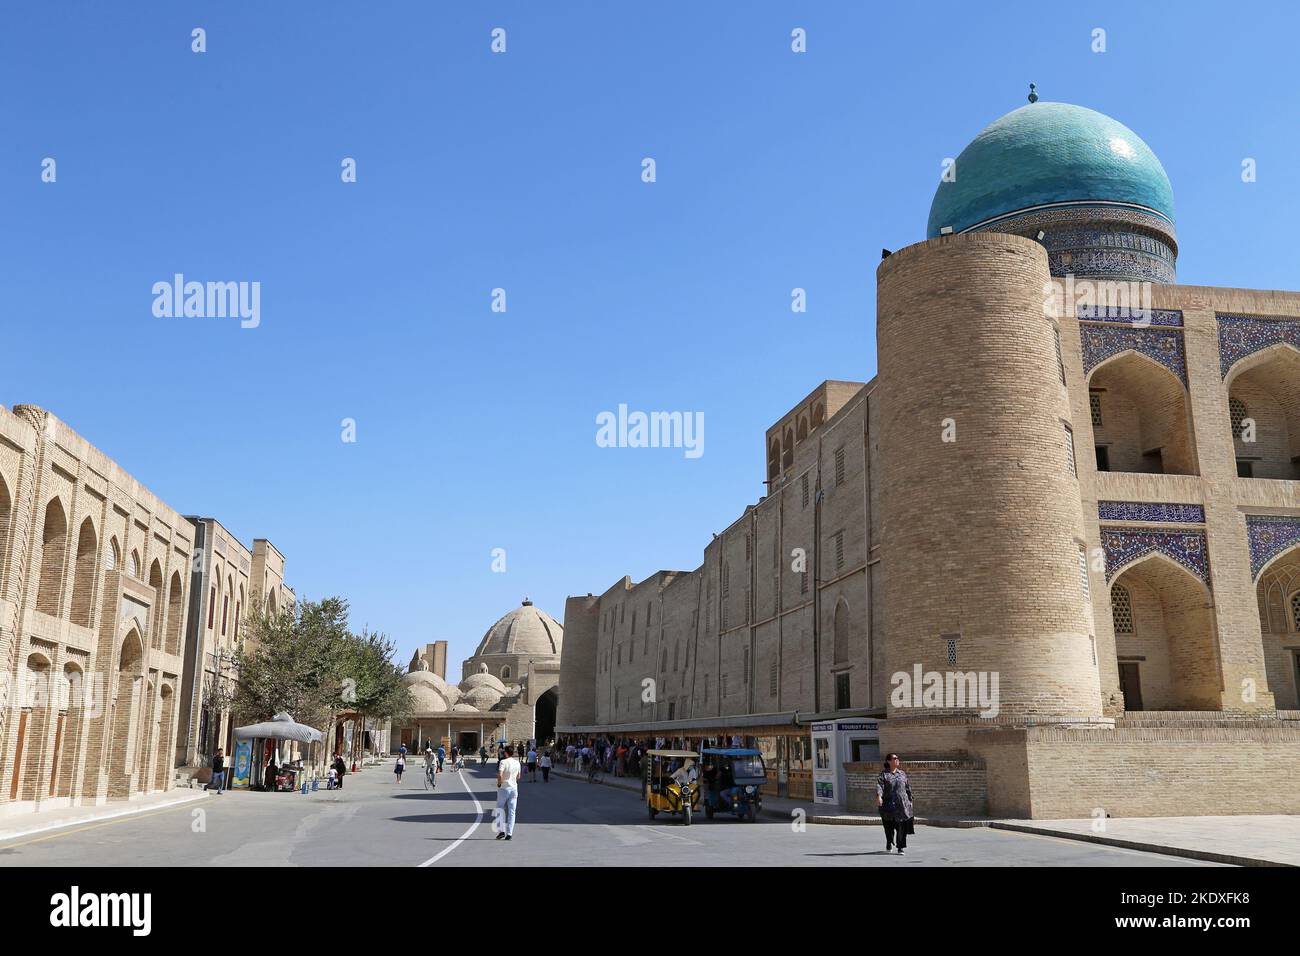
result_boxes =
[671,758,698,790]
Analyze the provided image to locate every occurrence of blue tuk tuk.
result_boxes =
[700,748,767,822]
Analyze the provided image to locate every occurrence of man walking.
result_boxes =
[495,745,522,842]
[539,748,552,783]
[526,745,538,782]
[206,748,226,794]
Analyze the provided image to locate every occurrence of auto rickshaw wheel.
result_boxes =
[649,806,657,819]
[745,803,757,823]
[684,804,692,826]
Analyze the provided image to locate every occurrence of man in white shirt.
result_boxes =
[495,745,522,841]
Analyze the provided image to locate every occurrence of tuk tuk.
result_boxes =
[644,749,701,825]
[700,748,767,822]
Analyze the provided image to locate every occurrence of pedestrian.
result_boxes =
[526,746,538,782]
[876,753,914,855]
[436,744,445,772]
[265,754,279,792]
[540,748,552,783]
[206,748,226,794]
[495,745,522,842]
[479,745,488,765]
[332,753,347,790]
[395,751,406,785]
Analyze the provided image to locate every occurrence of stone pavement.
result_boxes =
[0,787,210,843]
[551,765,1299,866]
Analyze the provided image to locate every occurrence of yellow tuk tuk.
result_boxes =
[644,749,701,825]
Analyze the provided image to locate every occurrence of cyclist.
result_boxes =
[424,745,436,788]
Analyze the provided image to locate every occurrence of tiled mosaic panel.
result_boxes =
[1098,501,1205,523]
[1217,313,1300,378]
[1080,323,1187,386]
[1102,527,1210,585]
[1246,515,1300,579]
[1075,305,1183,326]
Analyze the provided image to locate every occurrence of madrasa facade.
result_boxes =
[391,599,562,754]
[555,95,1300,819]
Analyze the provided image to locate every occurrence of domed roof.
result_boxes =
[404,667,461,703]
[464,685,503,709]
[927,101,1174,238]
[451,702,478,713]
[406,682,448,713]
[460,669,507,694]
[474,599,563,658]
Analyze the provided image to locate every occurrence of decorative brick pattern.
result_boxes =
[1102,527,1210,585]
[1098,501,1205,523]
[1217,313,1300,378]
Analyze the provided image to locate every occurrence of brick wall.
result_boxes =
[845,759,988,817]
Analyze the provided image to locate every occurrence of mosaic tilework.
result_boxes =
[1217,313,1300,378]
[1076,306,1183,326]
[1098,501,1205,523]
[1102,527,1210,585]
[1080,323,1187,386]
[1246,515,1300,579]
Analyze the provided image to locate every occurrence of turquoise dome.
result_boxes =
[927,102,1175,238]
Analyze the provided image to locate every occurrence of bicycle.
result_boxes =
[587,760,604,784]
[423,763,436,791]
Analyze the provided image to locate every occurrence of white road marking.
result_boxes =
[602,824,652,847]
[417,767,484,867]
[635,825,703,846]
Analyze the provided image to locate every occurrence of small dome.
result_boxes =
[406,682,448,713]
[473,598,563,658]
[460,671,506,694]
[451,702,478,713]
[928,101,1174,238]
[464,685,503,709]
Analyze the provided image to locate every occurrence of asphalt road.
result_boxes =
[0,759,1216,867]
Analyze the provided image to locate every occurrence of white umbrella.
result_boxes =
[234,711,323,743]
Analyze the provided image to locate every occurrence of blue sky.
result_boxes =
[2,1,1296,670]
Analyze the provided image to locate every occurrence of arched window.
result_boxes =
[70,518,99,627]
[782,427,794,470]
[767,439,780,481]
[501,666,511,680]
[147,561,163,648]
[105,537,120,572]
[833,598,849,664]
[235,586,244,645]
[1111,584,1134,634]
[36,499,68,616]
[129,550,140,579]
[1291,592,1300,632]
[207,586,217,629]
[797,416,808,442]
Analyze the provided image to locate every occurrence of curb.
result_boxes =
[0,789,210,844]
[986,822,1289,868]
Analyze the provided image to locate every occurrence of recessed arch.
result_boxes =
[1255,547,1300,708]
[1110,551,1221,711]
[1224,345,1300,479]
[70,518,99,628]
[0,472,12,588]
[36,498,69,617]
[147,560,164,648]
[832,597,850,665]
[1088,350,1197,476]
[165,572,184,655]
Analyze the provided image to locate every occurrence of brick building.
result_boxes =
[556,97,1300,818]
[0,405,194,815]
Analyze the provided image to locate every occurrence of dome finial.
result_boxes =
[1027,83,1039,104]
[522,596,532,606]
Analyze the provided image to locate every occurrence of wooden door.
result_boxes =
[1118,662,1143,711]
